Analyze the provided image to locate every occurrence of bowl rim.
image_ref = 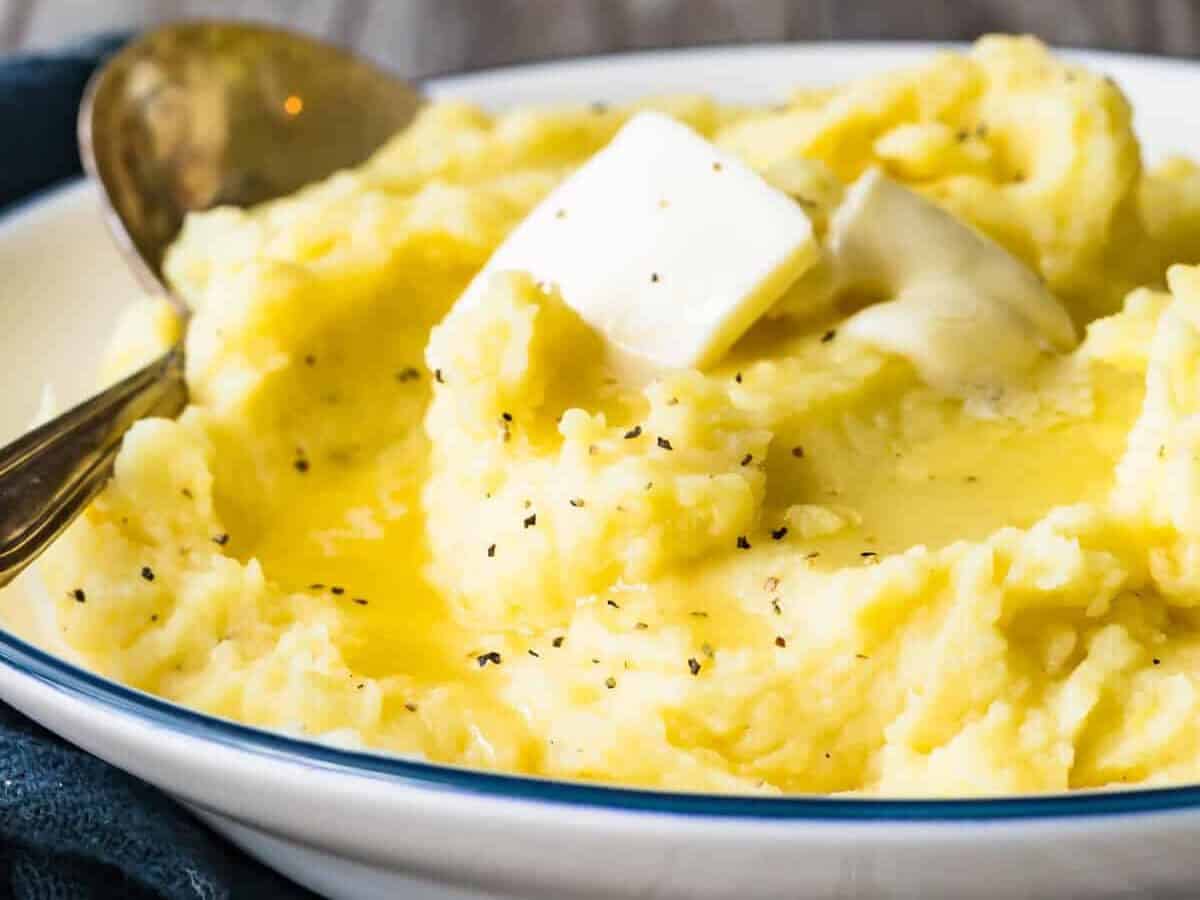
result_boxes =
[8,40,1200,824]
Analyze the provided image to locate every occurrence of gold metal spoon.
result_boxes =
[0,21,423,585]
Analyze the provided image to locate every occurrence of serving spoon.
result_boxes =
[0,21,423,586]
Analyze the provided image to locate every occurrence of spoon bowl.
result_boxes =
[80,20,424,301]
[0,21,424,585]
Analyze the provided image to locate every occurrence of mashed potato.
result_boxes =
[14,36,1200,795]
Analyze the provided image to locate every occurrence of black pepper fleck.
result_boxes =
[607,600,621,609]
[487,543,496,558]
[140,566,155,582]
[624,425,642,439]
[395,367,421,383]
[404,702,418,712]
[294,458,310,473]
[352,598,368,606]
[476,651,502,668]
[309,583,325,590]
[650,272,661,283]
[528,649,541,658]
[736,535,751,550]
[775,636,787,648]
[735,372,743,384]
[552,636,565,648]
[331,586,345,595]
[212,533,230,546]
[741,453,753,467]
[771,526,789,541]
[71,589,86,603]
[434,368,445,384]
[523,513,537,528]
[821,330,837,343]
[657,436,673,451]
[792,446,805,458]
[687,657,702,676]
[569,497,585,508]
[304,354,316,366]
[1153,657,1162,665]
[501,412,513,422]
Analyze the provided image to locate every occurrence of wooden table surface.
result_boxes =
[1,0,1198,77]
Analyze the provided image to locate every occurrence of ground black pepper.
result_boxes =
[212,533,230,546]
[736,535,751,550]
[821,330,836,343]
[771,527,789,541]
[524,513,537,528]
[687,657,701,676]
[476,651,502,667]
[140,566,155,582]
[71,589,85,603]
[487,544,496,558]
[657,436,673,451]
[624,425,642,439]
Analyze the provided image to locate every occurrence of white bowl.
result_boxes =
[4,44,1200,900]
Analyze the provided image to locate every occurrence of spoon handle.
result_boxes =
[0,348,186,587]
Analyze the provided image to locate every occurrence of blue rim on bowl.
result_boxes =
[7,172,1200,825]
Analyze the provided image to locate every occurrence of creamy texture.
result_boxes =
[13,36,1200,796]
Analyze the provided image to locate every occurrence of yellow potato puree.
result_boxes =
[15,36,1200,795]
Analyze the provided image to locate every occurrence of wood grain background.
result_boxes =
[2,1,1199,76]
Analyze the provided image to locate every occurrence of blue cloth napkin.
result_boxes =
[0,35,315,900]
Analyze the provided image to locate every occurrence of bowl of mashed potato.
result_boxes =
[6,36,1200,900]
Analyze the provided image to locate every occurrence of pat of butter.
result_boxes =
[455,111,819,371]
[833,170,1077,394]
